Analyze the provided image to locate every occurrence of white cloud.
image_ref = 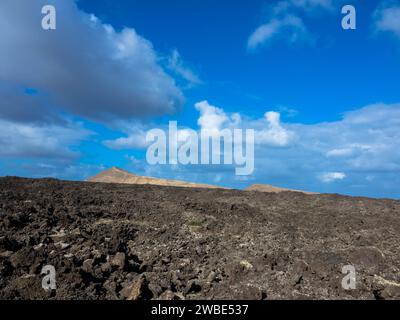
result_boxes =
[104,100,293,150]
[374,4,400,38]
[256,111,294,146]
[104,127,148,150]
[248,15,310,50]
[0,119,91,159]
[0,0,188,175]
[247,0,333,50]
[195,100,230,132]
[326,148,354,157]
[326,144,373,158]
[319,172,346,183]
[0,0,183,124]
[248,20,282,49]
[290,104,400,174]
[194,101,293,147]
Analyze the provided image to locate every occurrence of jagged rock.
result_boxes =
[239,260,253,270]
[110,252,126,270]
[123,275,153,300]
[0,251,13,258]
[9,248,36,269]
[55,242,70,250]
[82,259,94,273]
[100,262,112,274]
[159,290,185,300]
[373,276,400,299]
[186,280,202,294]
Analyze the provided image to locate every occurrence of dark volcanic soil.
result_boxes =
[0,177,399,300]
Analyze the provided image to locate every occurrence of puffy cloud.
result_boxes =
[256,111,294,146]
[0,119,91,160]
[374,3,400,38]
[195,101,230,132]
[104,125,148,150]
[188,101,293,147]
[102,101,234,152]
[0,0,186,176]
[104,100,293,152]
[290,104,400,175]
[0,0,184,124]
[319,172,346,183]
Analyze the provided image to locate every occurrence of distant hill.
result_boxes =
[245,184,318,194]
[88,167,225,189]
[89,167,317,194]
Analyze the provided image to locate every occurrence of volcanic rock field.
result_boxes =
[0,177,399,299]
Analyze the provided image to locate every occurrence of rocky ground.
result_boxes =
[0,177,399,300]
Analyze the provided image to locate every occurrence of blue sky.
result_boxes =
[0,0,400,198]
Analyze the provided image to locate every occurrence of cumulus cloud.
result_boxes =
[195,101,230,132]
[247,0,333,50]
[102,101,232,152]
[0,0,184,124]
[194,101,293,147]
[0,0,187,169]
[0,119,91,160]
[103,123,148,150]
[104,100,294,151]
[103,99,239,151]
[193,104,293,147]
[374,3,400,38]
[256,111,294,146]
[290,104,400,173]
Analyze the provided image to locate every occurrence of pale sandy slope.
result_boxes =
[87,167,226,189]
[245,184,318,194]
